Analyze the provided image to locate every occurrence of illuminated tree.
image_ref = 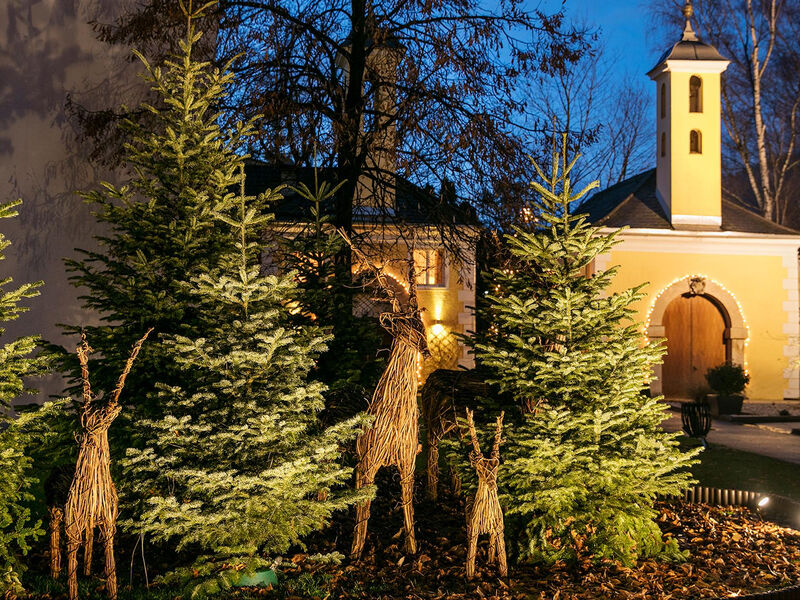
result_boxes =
[0,200,48,593]
[121,172,368,598]
[112,9,367,593]
[472,140,700,565]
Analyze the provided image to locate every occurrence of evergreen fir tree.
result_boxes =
[472,140,700,565]
[121,170,369,598]
[0,200,48,593]
[61,1,252,429]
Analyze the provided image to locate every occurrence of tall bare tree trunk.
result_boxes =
[746,0,776,221]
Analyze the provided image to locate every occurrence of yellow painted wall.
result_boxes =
[606,249,793,401]
[379,247,471,377]
[654,70,723,220]
[670,71,723,219]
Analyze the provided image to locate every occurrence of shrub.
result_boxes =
[706,364,749,397]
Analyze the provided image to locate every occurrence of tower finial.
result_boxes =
[682,0,698,41]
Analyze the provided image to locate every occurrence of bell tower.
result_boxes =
[648,1,729,229]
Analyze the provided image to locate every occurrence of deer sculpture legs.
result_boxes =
[350,335,424,559]
[65,430,120,600]
[84,529,93,576]
[49,507,63,579]
[352,450,417,558]
[466,504,507,579]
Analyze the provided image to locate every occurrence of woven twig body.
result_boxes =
[465,409,507,579]
[343,231,429,559]
[65,330,150,600]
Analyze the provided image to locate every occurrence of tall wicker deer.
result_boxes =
[65,329,151,600]
[465,409,507,579]
[342,232,430,559]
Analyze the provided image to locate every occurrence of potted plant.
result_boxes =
[705,363,749,416]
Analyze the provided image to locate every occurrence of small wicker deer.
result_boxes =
[465,409,507,579]
[342,232,430,559]
[65,330,151,600]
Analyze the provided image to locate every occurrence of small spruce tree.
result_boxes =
[472,140,700,565]
[0,200,48,593]
[121,170,369,597]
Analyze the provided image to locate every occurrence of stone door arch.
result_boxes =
[647,276,748,397]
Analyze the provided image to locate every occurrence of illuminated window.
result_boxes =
[660,83,666,119]
[661,132,666,157]
[690,129,702,154]
[414,248,445,287]
[689,76,702,113]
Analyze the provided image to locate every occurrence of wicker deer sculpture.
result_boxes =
[341,232,430,559]
[65,329,151,600]
[465,408,507,579]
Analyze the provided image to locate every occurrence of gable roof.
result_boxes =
[244,161,478,227]
[580,169,800,236]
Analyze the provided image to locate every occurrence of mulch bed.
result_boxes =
[15,473,800,600]
[281,476,800,600]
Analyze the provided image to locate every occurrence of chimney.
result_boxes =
[337,30,405,214]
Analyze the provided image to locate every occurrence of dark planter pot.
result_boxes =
[706,393,744,416]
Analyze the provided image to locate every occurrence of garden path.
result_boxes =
[661,405,800,465]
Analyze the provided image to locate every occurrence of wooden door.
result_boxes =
[662,294,727,398]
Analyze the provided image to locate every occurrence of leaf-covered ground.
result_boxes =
[283,480,800,600]
[16,474,800,600]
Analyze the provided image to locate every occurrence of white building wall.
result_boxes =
[0,0,146,402]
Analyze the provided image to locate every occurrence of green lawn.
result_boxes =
[681,438,800,501]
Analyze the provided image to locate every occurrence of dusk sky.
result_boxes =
[552,0,665,79]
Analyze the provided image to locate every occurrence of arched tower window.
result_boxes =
[689,76,703,112]
[660,83,666,119]
[690,129,702,153]
[661,132,666,157]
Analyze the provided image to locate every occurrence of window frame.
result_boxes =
[689,76,703,113]
[412,247,448,288]
[690,129,702,154]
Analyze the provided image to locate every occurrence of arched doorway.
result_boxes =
[646,277,748,398]
[661,294,728,398]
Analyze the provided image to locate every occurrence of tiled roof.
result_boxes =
[243,161,478,226]
[653,39,727,66]
[580,169,800,236]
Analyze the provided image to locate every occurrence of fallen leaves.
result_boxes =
[290,496,800,600]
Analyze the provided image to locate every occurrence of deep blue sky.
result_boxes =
[548,0,666,79]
